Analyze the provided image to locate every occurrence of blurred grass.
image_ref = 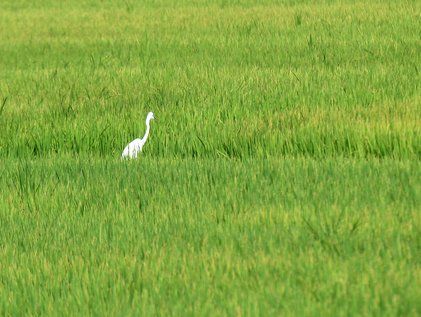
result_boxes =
[0,158,419,315]
[0,0,420,316]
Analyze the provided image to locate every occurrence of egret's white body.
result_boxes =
[121,112,155,159]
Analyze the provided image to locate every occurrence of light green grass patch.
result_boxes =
[0,0,419,315]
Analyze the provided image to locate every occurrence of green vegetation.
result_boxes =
[0,0,419,315]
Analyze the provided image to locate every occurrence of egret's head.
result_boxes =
[147,112,155,121]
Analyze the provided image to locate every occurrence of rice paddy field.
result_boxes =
[0,0,420,315]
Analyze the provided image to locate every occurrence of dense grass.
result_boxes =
[0,158,419,315]
[0,0,419,159]
[0,0,420,316]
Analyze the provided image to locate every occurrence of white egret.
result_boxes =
[121,111,155,159]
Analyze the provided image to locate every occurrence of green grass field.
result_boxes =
[0,0,420,315]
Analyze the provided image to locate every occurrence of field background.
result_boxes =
[0,0,420,315]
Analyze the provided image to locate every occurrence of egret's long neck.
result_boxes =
[141,118,151,142]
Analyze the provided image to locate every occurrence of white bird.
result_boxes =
[121,111,155,159]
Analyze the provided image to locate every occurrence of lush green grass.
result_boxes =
[0,0,420,316]
[0,158,419,315]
